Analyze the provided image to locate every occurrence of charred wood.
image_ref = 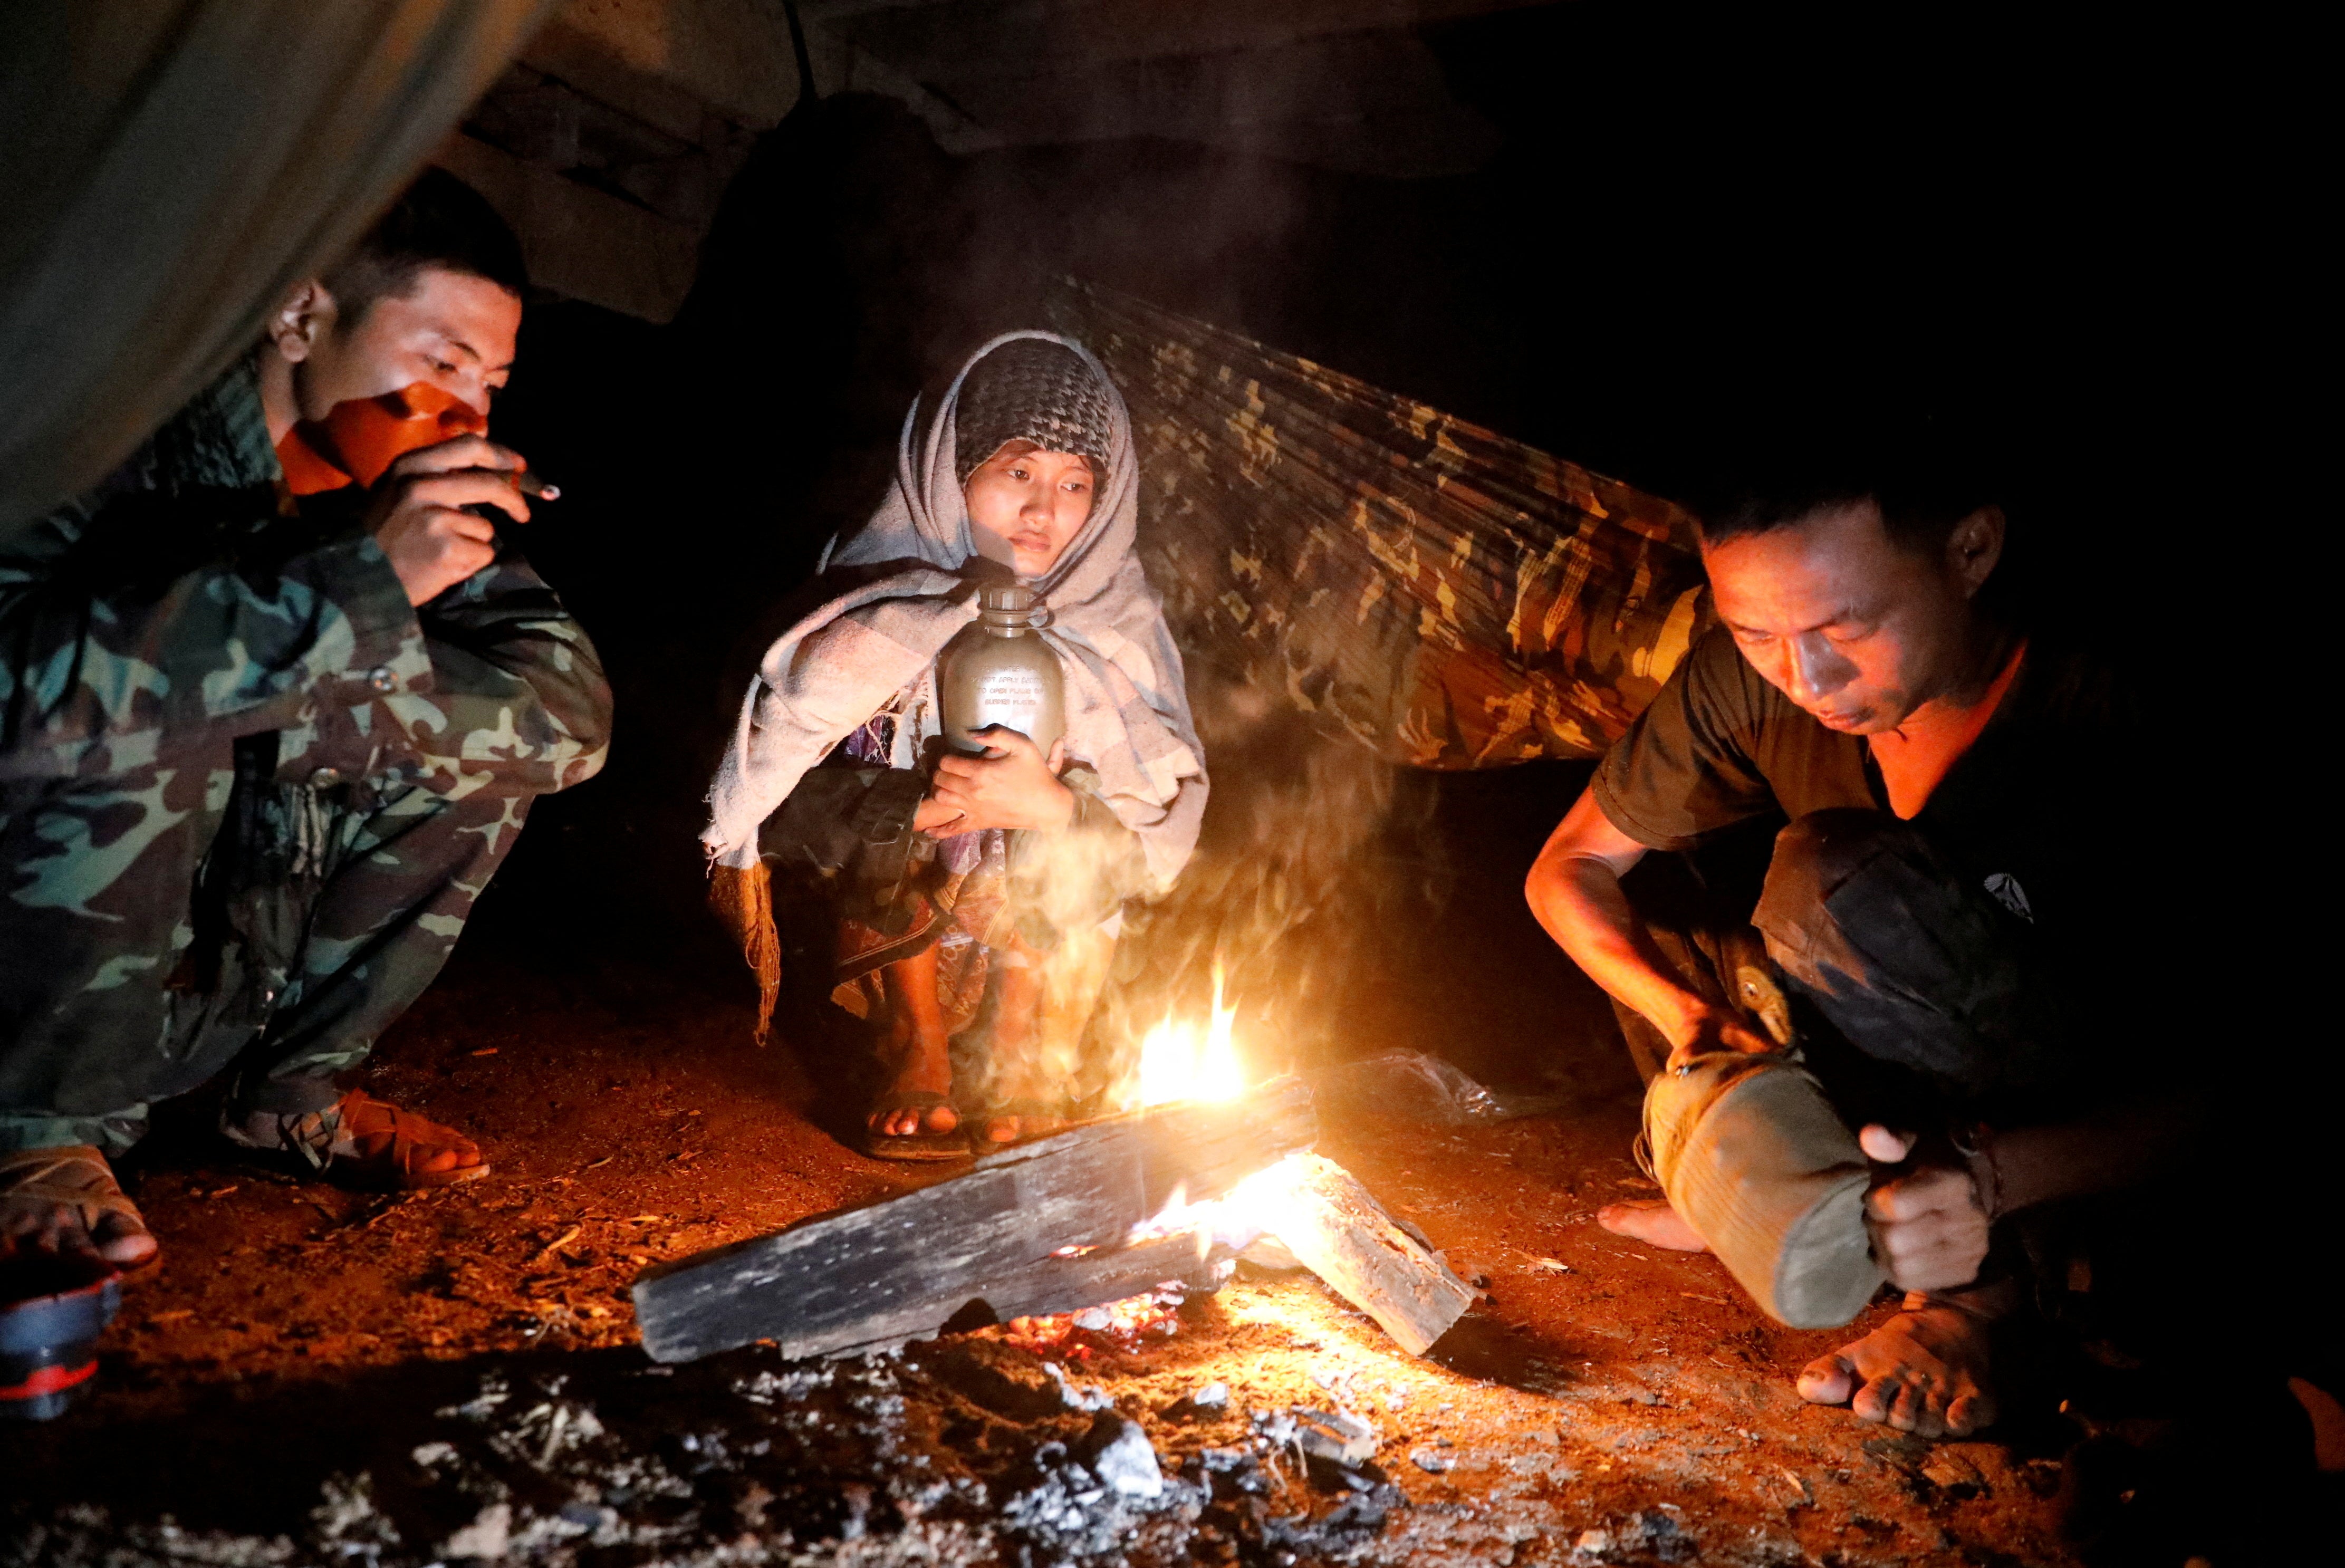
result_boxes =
[1240,1152,1474,1355]
[633,1076,1315,1362]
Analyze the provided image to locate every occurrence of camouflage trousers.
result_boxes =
[0,743,530,1154]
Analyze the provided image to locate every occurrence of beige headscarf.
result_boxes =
[703,331,1207,889]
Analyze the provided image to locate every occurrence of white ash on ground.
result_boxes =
[1,1276,2055,1568]
[6,1320,1452,1568]
[7,1344,1182,1568]
[4,1091,2098,1568]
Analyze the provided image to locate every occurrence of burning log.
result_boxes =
[1235,1153,1475,1355]
[633,1076,1316,1363]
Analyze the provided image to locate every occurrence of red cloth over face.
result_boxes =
[274,381,488,496]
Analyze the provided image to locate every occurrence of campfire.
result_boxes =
[1136,966,1246,1110]
[635,977,1474,1365]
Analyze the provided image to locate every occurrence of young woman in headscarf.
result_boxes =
[703,333,1207,1159]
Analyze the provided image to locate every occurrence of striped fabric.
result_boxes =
[1052,280,1712,767]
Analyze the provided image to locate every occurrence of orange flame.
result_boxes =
[1138,964,1245,1107]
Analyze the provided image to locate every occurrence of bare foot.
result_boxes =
[226,1091,488,1188]
[1797,1286,2008,1437]
[0,1145,159,1269]
[1597,1197,1710,1252]
[2288,1377,2345,1473]
[321,1091,487,1187]
[871,948,957,1139]
[870,1051,958,1139]
[981,1115,1070,1146]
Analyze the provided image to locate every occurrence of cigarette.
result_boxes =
[510,469,561,501]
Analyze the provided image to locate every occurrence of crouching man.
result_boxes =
[1525,439,2192,1438]
[1,171,611,1267]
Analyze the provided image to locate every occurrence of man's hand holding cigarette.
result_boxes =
[364,434,557,605]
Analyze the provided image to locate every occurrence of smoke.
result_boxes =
[648,94,1477,1100]
[1080,663,1439,1106]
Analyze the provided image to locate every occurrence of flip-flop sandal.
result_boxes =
[862,1090,969,1162]
[0,1146,158,1274]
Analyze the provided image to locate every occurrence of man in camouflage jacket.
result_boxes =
[0,173,610,1265]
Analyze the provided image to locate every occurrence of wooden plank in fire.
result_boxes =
[1241,1153,1475,1355]
[633,1075,1316,1363]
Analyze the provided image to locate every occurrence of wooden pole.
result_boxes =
[1236,1152,1474,1355]
[633,1077,1316,1363]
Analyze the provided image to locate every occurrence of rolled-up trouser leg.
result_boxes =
[1753,808,2062,1102]
[1646,1052,1883,1326]
[1652,812,2075,1325]
[227,780,532,1119]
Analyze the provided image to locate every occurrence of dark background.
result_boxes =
[479,1,2237,1087]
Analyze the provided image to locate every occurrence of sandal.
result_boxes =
[225,1090,488,1190]
[863,1090,969,1162]
[0,1146,158,1269]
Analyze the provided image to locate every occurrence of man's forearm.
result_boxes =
[397,560,612,796]
[1985,1095,2198,1217]
[1526,848,1713,1048]
[2,515,426,779]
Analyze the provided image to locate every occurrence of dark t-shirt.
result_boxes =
[1593,624,2157,1024]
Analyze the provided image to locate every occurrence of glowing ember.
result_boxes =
[1138,964,1246,1107]
[996,1290,1187,1358]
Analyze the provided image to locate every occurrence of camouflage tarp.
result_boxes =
[1053,280,1712,767]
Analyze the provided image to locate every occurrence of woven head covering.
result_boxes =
[953,336,1113,479]
[704,330,1207,891]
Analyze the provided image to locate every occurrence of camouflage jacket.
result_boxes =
[0,355,611,802]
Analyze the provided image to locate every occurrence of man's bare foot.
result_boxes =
[0,1145,158,1269]
[1797,1285,2008,1437]
[225,1091,488,1189]
[318,1091,487,1188]
[1597,1197,1710,1252]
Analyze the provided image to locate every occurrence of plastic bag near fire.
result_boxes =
[1315,1051,1569,1128]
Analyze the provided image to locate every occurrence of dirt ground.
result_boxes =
[3,898,2083,1563]
[4,63,2320,1558]
[2,766,2315,1566]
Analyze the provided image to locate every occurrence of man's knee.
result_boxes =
[1758,811,1913,982]
[343,779,535,879]
[1755,809,2042,1093]
[297,781,534,961]
[256,782,538,1065]
[1764,809,1942,908]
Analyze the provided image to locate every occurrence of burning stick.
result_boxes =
[636,970,1477,1367]
[1234,1153,1475,1355]
[632,1078,1316,1363]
